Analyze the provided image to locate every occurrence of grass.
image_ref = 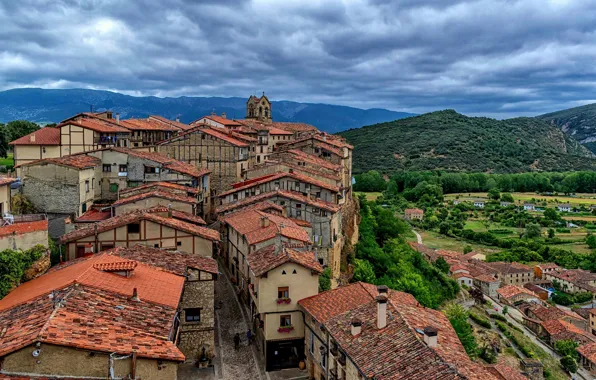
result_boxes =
[0,154,13,167]
[410,230,498,254]
[508,329,568,380]
[446,191,596,205]
[355,192,382,201]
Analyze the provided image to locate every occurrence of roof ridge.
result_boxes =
[37,286,77,341]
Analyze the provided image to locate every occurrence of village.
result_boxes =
[0,95,585,380]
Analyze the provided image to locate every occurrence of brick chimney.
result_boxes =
[351,317,362,336]
[377,285,388,294]
[30,134,36,143]
[423,326,438,348]
[261,216,270,228]
[376,294,388,329]
[221,112,227,119]
[131,288,140,302]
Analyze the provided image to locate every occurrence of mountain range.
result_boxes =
[0,88,416,133]
[338,110,596,174]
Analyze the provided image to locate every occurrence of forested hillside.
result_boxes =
[339,110,595,174]
[538,103,596,153]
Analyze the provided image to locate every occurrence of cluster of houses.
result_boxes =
[454,198,585,213]
[411,242,596,375]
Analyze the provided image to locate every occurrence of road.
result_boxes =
[413,229,422,244]
[486,295,592,380]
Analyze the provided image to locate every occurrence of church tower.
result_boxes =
[246,92,272,122]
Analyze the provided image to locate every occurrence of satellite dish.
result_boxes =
[32,349,41,357]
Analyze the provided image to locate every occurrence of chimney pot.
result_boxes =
[222,112,227,119]
[131,288,140,302]
[30,134,36,143]
[350,317,362,336]
[167,204,172,218]
[423,326,438,347]
[260,216,270,228]
[116,113,120,124]
[176,116,180,122]
[376,294,388,329]
[377,285,389,294]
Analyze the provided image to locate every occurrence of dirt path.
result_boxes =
[413,229,422,244]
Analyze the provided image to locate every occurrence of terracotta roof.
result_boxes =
[0,284,184,362]
[171,210,206,225]
[485,261,532,274]
[0,220,47,237]
[9,127,61,146]
[17,154,101,170]
[219,200,284,215]
[537,262,560,270]
[159,125,249,147]
[58,118,130,133]
[107,245,218,276]
[0,177,16,186]
[221,209,310,245]
[246,244,322,277]
[486,363,527,380]
[113,190,198,207]
[268,126,294,135]
[75,208,111,222]
[578,342,596,364]
[0,253,185,311]
[60,208,219,243]
[236,119,318,133]
[497,285,539,300]
[93,259,138,272]
[220,171,339,197]
[119,181,199,195]
[195,115,243,127]
[453,272,472,279]
[285,149,342,171]
[216,189,341,214]
[541,319,596,344]
[548,269,596,291]
[120,118,179,131]
[474,274,499,283]
[148,115,193,131]
[111,147,211,178]
[405,208,424,214]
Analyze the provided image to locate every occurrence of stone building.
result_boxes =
[485,261,534,286]
[298,282,519,380]
[156,126,251,199]
[0,252,187,380]
[496,285,542,306]
[19,155,102,217]
[246,93,272,122]
[110,246,218,362]
[544,269,596,294]
[59,207,219,260]
[9,127,61,168]
[404,208,424,220]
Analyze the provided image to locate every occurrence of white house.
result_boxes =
[524,203,535,211]
[557,204,572,213]
[473,200,485,208]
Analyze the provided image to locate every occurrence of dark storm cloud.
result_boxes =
[2,0,596,117]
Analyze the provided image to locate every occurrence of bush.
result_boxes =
[488,229,513,235]
[319,268,332,292]
[0,245,45,298]
[469,312,491,328]
[555,228,571,233]
[560,355,578,373]
[490,313,507,322]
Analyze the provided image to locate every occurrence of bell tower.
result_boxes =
[246,92,272,122]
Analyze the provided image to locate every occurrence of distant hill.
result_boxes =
[0,88,415,133]
[538,103,596,153]
[338,110,596,174]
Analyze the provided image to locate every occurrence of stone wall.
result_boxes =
[21,165,79,215]
[178,270,216,362]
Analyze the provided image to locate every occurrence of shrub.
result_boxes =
[469,312,491,328]
[560,355,578,373]
[490,313,507,322]
[488,229,514,235]
[0,245,46,298]
[555,228,571,233]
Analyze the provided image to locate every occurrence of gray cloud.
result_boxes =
[1,0,596,117]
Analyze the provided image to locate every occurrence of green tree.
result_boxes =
[444,304,477,357]
[433,257,450,274]
[353,259,376,283]
[463,245,473,255]
[524,223,541,239]
[319,268,332,292]
[500,193,514,202]
[5,120,39,143]
[544,208,559,221]
[555,339,579,360]
[586,233,596,249]
[560,355,578,373]
[548,228,555,239]
[502,305,508,315]
[488,188,500,200]
[0,128,8,158]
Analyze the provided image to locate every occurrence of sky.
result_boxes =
[1,0,596,118]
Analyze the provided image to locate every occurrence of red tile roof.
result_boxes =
[474,274,499,283]
[111,147,211,178]
[246,244,322,277]
[121,118,179,131]
[171,210,206,225]
[486,363,527,380]
[216,189,340,214]
[113,190,198,207]
[75,208,112,222]
[119,181,199,195]
[0,220,47,237]
[60,208,219,243]
[107,245,218,276]
[497,285,539,300]
[195,115,243,127]
[578,342,596,364]
[405,208,424,214]
[0,253,185,311]
[16,155,101,170]
[93,259,138,272]
[237,119,318,133]
[148,115,194,131]
[286,149,342,171]
[0,177,16,186]
[221,209,310,245]
[9,127,60,146]
[220,171,339,197]
[159,125,249,147]
[58,118,130,133]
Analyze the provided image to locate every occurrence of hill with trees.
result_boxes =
[338,110,596,174]
[538,103,596,153]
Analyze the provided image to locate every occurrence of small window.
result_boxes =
[119,164,127,173]
[128,223,141,234]
[85,180,89,193]
[103,164,111,172]
[109,183,119,193]
[185,308,201,322]
[42,147,46,153]
[177,241,182,246]
[321,210,327,217]
[154,244,159,248]
[292,269,297,274]
[280,314,291,327]
[296,210,302,217]
[144,166,158,174]
[278,286,289,298]
[81,203,87,213]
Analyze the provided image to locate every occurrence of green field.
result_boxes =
[355,192,382,201]
[408,230,498,255]
[445,191,596,205]
[0,154,13,167]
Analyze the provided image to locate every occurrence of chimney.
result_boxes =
[377,285,388,294]
[423,326,438,348]
[176,116,180,122]
[131,288,140,302]
[222,112,227,119]
[167,204,172,218]
[376,294,388,329]
[116,113,120,124]
[30,134,36,143]
[260,216,270,228]
[350,317,362,336]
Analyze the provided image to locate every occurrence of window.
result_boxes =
[280,315,291,327]
[144,166,158,174]
[128,223,141,234]
[109,183,119,193]
[81,203,87,213]
[316,191,321,198]
[177,241,182,246]
[85,180,89,193]
[321,210,327,217]
[92,179,94,189]
[103,164,111,172]
[321,349,327,369]
[119,165,127,173]
[296,210,302,217]
[185,308,201,322]
[154,244,159,248]
[278,286,289,299]
[310,331,315,354]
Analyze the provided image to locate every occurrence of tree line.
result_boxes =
[0,120,46,159]
[354,170,596,195]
